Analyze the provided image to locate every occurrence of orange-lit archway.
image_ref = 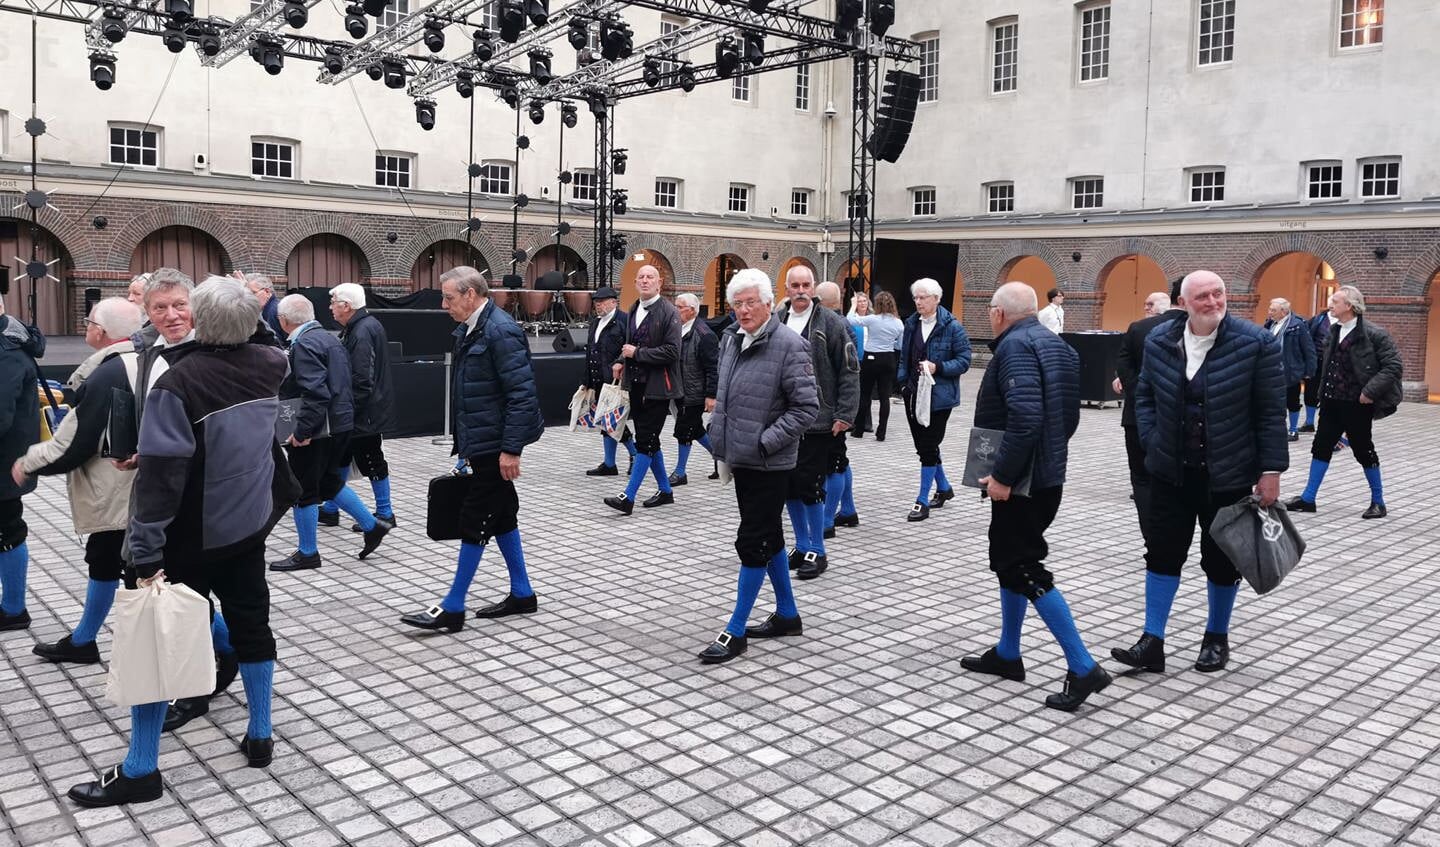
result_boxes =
[1252,252,1335,324]
[704,253,748,316]
[833,258,872,293]
[130,225,230,285]
[526,244,588,289]
[411,240,489,290]
[619,249,677,311]
[1426,271,1440,402]
[1,218,71,335]
[1099,255,1168,330]
[286,233,368,287]
[999,256,1059,311]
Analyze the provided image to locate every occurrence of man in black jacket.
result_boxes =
[0,298,41,632]
[272,295,390,572]
[1112,282,1185,528]
[604,265,683,515]
[581,286,637,476]
[1299,309,1335,432]
[319,283,397,530]
[1284,285,1403,519]
[668,292,718,486]
[1265,297,1318,441]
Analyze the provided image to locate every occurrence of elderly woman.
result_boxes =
[698,269,818,664]
[848,290,905,440]
[897,278,972,522]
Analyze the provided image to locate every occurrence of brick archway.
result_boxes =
[624,233,692,286]
[518,228,596,281]
[689,238,755,289]
[1233,233,1359,294]
[1077,236,1185,287]
[268,213,387,278]
[0,195,99,269]
[1401,244,1440,298]
[104,203,252,274]
[768,244,824,284]
[395,221,507,280]
[980,240,1074,291]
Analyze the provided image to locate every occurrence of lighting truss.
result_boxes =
[197,0,322,66]
[318,0,490,84]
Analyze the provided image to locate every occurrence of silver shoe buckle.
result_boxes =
[427,605,446,618]
[803,552,818,564]
[715,632,732,647]
[99,765,120,788]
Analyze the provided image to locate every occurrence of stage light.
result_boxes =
[558,170,571,183]
[529,48,553,84]
[600,16,632,61]
[196,24,221,56]
[165,0,192,23]
[608,234,627,260]
[715,34,740,78]
[567,17,588,50]
[422,19,445,52]
[498,0,524,42]
[361,0,387,16]
[642,56,661,88]
[576,47,598,67]
[612,189,627,215]
[499,78,520,108]
[455,69,474,97]
[516,135,530,149]
[366,63,383,81]
[415,98,436,131]
[611,148,627,175]
[677,64,695,92]
[382,57,405,89]
[528,100,545,124]
[834,0,862,39]
[560,101,577,128]
[747,0,772,9]
[586,90,607,117]
[743,30,764,65]
[250,37,283,75]
[282,0,307,28]
[323,45,344,74]
[100,7,127,43]
[162,23,187,53]
[526,0,548,27]
[344,3,367,37]
[868,0,895,36]
[89,51,115,90]
[472,28,494,60]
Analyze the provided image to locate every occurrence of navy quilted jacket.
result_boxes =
[973,317,1080,490]
[1136,315,1289,490]
[451,302,544,459]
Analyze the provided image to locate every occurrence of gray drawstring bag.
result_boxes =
[1209,495,1306,595]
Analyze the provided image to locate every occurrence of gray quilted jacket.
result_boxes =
[708,316,819,471]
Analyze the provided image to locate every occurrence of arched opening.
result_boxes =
[833,258,872,293]
[703,253,748,316]
[1252,252,1335,324]
[1,219,72,334]
[619,249,677,312]
[130,225,230,284]
[1426,270,1440,402]
[286,233,368,288]
[1099,254,1169,330]
[411,240,490,290]
[999,256,1058,312]
[527,244,588,290]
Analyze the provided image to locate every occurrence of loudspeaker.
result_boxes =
[502,273,524,289]
[552,327,588,352]
[536,270,564,291]
[866,69,921,164]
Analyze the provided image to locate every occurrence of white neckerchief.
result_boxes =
[786,303,814,337]
[1270,315,1287,336]
[1183,322,1218,380]
[682,318,696,337]
[920,313,937,342]
[595,308,615,337]
[463,300,488,335]
[635,294,660,326]
[1338,317,1358,343]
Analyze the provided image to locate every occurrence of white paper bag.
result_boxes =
[915,368,935,428]
[105,573,216,707]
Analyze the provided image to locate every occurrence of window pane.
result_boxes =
[142,149,156,166]
[992,23,1018,94]
[918,37,940,102]
[279,145,292,162]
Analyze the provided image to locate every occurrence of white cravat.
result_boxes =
[1338,317,1358,343]
[595,309,614,337]
[1183,322,1218,380]
[635,294,660,326]
[919,314,937,342]
[682,318,696,337]
[1270,315,1286,337]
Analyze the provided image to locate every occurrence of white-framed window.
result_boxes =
[477,0,497,31]
[660,16,685,77]
[794,63,811,111]
[251,137,296,179]
[375,152,413,188]
[790,189,811,216]
[916,34,940,102]
[727,183,752,213]
[1303,161,1343,200]
[1359,157,1400,198]
[654,177,681,209]
[109,123,160,168]
[990,19,1018,94]
[571,168,596,202]
[1338,0,1383,49]
[1078,3,1110,82]
[845,191,867,220]
[1187,167,1225,203]
[911,187,937,217]
[479,160,512,195]
[382,0,411,28]
[986,181,1014,213]
[1071,176,1104,209]
[732,74,751,102]
[1196,0,1235,66]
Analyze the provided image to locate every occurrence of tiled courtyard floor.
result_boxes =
[3,378,1439,847]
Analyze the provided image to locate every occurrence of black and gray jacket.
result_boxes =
[680,319,719,406]
[281,323,355,441]
[774,303,860,432]
[339,309,394,436]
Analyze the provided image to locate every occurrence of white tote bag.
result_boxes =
[914,368,936,428]
[105,572,216,707]
[568,386,595,432]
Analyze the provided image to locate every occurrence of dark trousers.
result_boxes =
[827,430,849,474]
[857,351,897,434]
[1302,376,1322,409]
[0,498,24,551]
[988,486,1063,600]
[905,401,952,466]
[630,393,670,455]
[1285,383,1302,414]
[672,403,706,444]
[732,468,788,568]
[1143,468,1247,585]
[286,433,352,507]
[458,453,520,545]
[786,433,830,504]
[85,530,126,582]
[342,432,389,479]
[163,540,274,663]
[1312,400,1378,467]
[1122,425,1152,525]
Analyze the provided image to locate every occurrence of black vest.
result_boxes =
[1181,362,1208,468]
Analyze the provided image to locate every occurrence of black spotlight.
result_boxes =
[868,0,895,36]
[361,0,387,16]
[415,98,436,131]
[558,170,572,184]
[747,0,772,10]
[196,24,221,56]
[100,7,128,43]
[715,34,740,78]
[600,16,632,61]
[576,47,598,67]
[344,3,367,37]
[366,63,383,81]
[386,231,398,243]
[497,0,525,42]
[528,48,552,84]
[560,101,577,128]
[642,56,661,88]
[381,57,405,89]
[322,45,344,74]
[499,78,520,108]
[161,23,187,53]
[526,0,548,27]
[743,30,764,65]
[472,28,494,60]
[455,69,474,98]
[89,51,116,90]
[93,215,108,230]
[612,189,628,215]
[608,234,627,260]
[165,0,192,23]
[677,64,695,92]
[567,17,588,50]
[250,36,283,75]
[468,162,483,178]
[282,0,307,28]
[586,89,608,116]
[611,148,627,175]
[422,18,445,52]
[834,0,862,38]
[528,99,546,124]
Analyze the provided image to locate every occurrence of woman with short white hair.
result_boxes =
[896,278,973,522]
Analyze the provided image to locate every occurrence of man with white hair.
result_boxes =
[244,273,284,339]
[12,298,143,663]
[1113,281,1186,526]
[318,283,397,531]
[1114,270,1287,677]
[126,273,149,307]
[1265,297,1317,441]
[698,269,818,664]
[668,292,718,485]
[896,277,972,521]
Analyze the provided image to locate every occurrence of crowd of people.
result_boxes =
[0,259,1405,809]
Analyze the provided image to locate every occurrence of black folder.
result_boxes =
[426,474,474,541]
[961,427,1033,497]
[103,388,138,459]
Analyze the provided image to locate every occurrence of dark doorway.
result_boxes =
[874,239,960,317]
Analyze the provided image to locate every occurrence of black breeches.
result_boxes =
[827,431,849,474]
[1302,376,1322,408]
[732,468,788,568]
[786,434,830,504]
[85,530,126,582]
[987,486,1063,601]
[1123,424,1152,528]
[672,404,706,445]
[0,498,24,552]
[630,395,670,456]
[344,432,389,480]
[1285,383,1302,414]
[1312,400,1378,467]
[458,453,520,545]
[163,540,274,664]
[905,402,952,466]
[1143,469,1247,585]
[286,433,351,506]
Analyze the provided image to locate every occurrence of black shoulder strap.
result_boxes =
[27,353,61,413]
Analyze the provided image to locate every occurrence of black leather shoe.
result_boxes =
[1194,631,1229,673]
[1284,496,1317,513]
[400,605,464,633]
[269,550,321,572]
[1298,423,1315,433]
[358,516,394,560]
[697,632,747,664]
[474,593,537,619]
[0,609,31,632]
[834,513,859,528]
[1045,664,1112,712]
[642,491,675,508]
[1287,432,1300,442]
[214,649,240,696]
[604,494,634,515]
[960,647,1026,682]
[33,634,101,665]
[708,464,720,480]
[239,736,273,768]
[668,472,688,487]
[745,613,802,638]
[851,430,864,438]
[796,552,828,580]
[317,510,340,527]
[823,526,836,539]
[68,765,163,808]
[586,463,619,477]
[1111,633,1166,672]
[875,429,886,442]
[1362,502,1387,519]
[163,697,210,732]
[906,502,930,522]
[788,548,805,570]
[351,513,397,532]
[929,487,955,509]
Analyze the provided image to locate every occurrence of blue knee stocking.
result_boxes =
[331,486,375,531]
[786,500,811,552]
[1032,589,1096,675]
[766,550,798,618]
[650,450,673,493]
[917,465,937,505]
[441,542,484,613]
[1300,458,1330,503]
[494,529,534,598]
[624,438,637,457]
[1206,581,1239,635]
[697,434,712,455]
[321,467,351,515]
[1363,465,1385,506]
[70,579,119,646]
[1304,405,1317,426]
[840,467,856,518]
[675,443,692,476]
[293,506,318,556]
[823,473,845,529]
[0,543,28,615]
[805,502,828,556]
[239,660,274,739]
[996,588,1027,661]
[371,477,392,519]
[211,610,234,655]
[1144,572,1181,639]
[934,463,952,492]
[122,701,167,777]
[602,434,619,468]
[725,566,767,637]
[623,454,652,500]
[1287,410,1300,434]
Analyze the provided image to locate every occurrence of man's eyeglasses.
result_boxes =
[731,299,765,311]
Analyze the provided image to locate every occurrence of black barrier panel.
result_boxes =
[371,309,461,359]
[387,353,587,438]
[1061,331,1123,404]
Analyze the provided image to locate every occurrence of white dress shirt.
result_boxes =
[1182,322,1218,380]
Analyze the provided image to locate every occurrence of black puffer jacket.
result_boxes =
[339,309,395,436]
[973,317,1080,491]
[452,302,544,458]
[281,324,354,441]
[0,315,42,501]
[1318,316,1403,418]
[680,319,720,405]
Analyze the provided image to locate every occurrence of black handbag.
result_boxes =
[426,473,474,541]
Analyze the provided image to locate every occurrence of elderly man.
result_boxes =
[775,267,858,580]
[962,282,1109,711]
[1113,283,1185,525]
[126,273,149,307]
[1285,285,1403,519]
[0,297,42,631]
[271,295,389,572]
[318,283,397,530]
[669,292,718,486]
[1265,298,1317,441]
[897,278,972,521]
[12,298,143,662]
[67,278,294,807]
[818,281,861,537]
[1037,288,1065,334]
[698,269,818,664]
[581,286,637,476]
[604,264,683,514]
[401,267,543,632]
[245,273,284,340]
[1299,307,1337,432]
[1114,270,1287,677]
